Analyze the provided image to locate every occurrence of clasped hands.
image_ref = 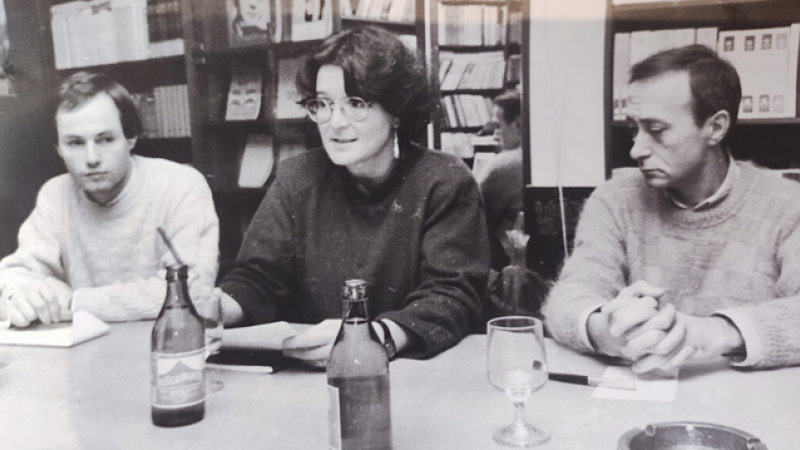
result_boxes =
[2,277,73,328]
[587,280,745,373]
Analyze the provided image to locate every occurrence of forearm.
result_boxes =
[72,278,166,322]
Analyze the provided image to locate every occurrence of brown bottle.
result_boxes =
[151,265,205,427]
[327,279,392,450]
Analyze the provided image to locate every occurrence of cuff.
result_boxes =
[579,302,606,351]
[713,309,762,367]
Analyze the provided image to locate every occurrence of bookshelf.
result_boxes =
[431,0,523,160]
[606,0,800,175]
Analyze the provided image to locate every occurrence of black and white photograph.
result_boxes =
[0,0,798,449]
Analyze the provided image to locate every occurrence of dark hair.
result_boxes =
[296,26,436,145]
[493,89,521,124]
[56,71,143,139]
[630,45,742,129]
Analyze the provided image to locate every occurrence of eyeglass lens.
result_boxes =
[306,97,369,123]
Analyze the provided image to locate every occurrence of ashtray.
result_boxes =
[618,421,767,450]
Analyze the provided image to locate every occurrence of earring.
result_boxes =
[393,129,400,159]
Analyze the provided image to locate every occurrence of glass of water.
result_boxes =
[487,316,550,447]
[194,288,223,392]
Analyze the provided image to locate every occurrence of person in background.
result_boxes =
[0,72,219,327]
[544,45,800,372]
[475,89,524,271]
[218,26,489,363]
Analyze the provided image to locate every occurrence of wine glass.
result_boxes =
[194,290,224,392]
[487,316,550,447]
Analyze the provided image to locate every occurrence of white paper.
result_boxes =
[592,366,679,402]
[0,311,110,347]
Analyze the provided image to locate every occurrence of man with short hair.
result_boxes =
[476,90,524,270]
[0,72,219,327]
[544,45,800,372]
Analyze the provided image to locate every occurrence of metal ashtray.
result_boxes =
[618,421,767,450]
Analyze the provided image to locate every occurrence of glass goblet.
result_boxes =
[487,316,550,447]
[194,291,224,392]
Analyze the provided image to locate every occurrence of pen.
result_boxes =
[549,372,636,390]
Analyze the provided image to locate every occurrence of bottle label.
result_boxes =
[151,349,205,408]
[328,384,342,450]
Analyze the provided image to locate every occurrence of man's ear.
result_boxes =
[705,110,730,147]
[511,115,523,132]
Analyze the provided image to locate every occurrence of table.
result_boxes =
[1,321,798,450]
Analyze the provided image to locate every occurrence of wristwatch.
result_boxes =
[375,320,397,360]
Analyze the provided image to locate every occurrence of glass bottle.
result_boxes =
[327,279,392,450]
[151,265,205,427]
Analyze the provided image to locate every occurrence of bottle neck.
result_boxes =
[163,276,191,309]
[343,298,370,322]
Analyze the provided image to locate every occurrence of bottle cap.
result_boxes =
[342,279,367,301]
[166,265,189,280]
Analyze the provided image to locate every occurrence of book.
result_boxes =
[205,348,290,373]
[0,311,110,347]
[613,33,631,120]
[238,134,275,188]
[226,66,264,121]
[276,57,306,119]
[290,0,332,41]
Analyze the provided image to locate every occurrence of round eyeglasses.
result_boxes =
[304,97,372,124]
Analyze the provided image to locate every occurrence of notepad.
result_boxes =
[206,349,289,374]
[0,311,111,347]
[592,366,679,402]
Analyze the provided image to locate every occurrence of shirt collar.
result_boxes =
[664,151,739,211]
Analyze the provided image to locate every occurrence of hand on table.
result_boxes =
[281,319,342,367]
[587,280,666,359]
[628,312,745,373]
[5,277,72,327]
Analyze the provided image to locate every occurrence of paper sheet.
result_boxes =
[0,311,110,347]
[221,321,298,351]
[592,366,679,402]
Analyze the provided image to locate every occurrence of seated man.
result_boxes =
[475,90,524,271]
[543,45,800,372]
[0,72,219,327]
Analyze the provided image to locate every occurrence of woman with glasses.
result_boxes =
[218,26,489,363]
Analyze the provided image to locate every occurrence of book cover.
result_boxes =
[290,0,332,41]
[276,57,307,119]
[238,134,275,188]
[226,66,264,121]
[227,0,277,46]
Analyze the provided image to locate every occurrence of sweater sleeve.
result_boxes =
[716,206,800,369]
[71,171,219,322]
[542,187,630,353]
[379,174,489,358]
[0,179,69,298]
[219,170,296,325]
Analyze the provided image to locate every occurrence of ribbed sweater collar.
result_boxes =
[657,161,759,229]
[74,156,142,220]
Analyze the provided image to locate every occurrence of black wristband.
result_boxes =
[375,319,397,360]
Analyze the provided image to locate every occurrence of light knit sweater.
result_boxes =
[544,161,800,369]
[0,156,219,322]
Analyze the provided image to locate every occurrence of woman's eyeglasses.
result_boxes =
[304,97,372,124]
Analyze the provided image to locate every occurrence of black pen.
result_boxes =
[549,372,636,390]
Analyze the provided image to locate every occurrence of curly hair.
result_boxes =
[56,71,143,139]
[296,26,437,145]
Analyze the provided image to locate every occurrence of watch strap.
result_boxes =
[375,319,397,360]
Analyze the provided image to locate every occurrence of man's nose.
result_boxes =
[629,133,651,161]
[86,142,101,167]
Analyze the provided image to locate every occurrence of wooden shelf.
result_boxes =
[612,117,800,127]
[439,45,507,52]
[341,17,416,34]
[56,55,185,75]
[441,88,505,95]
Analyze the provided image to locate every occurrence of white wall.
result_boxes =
[527,0,607,187]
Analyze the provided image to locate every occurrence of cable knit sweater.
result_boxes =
[544,161,800,369]
[0,156,219,322]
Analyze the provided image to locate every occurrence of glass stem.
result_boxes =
[513,400,528,429]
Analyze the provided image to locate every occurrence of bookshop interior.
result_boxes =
[1,0,800,280]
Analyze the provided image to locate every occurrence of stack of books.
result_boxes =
[131,84,190,138]
[441,94,493,128]
[439,51,506,91]
[437,3,507,47]
[50,0,183,70]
